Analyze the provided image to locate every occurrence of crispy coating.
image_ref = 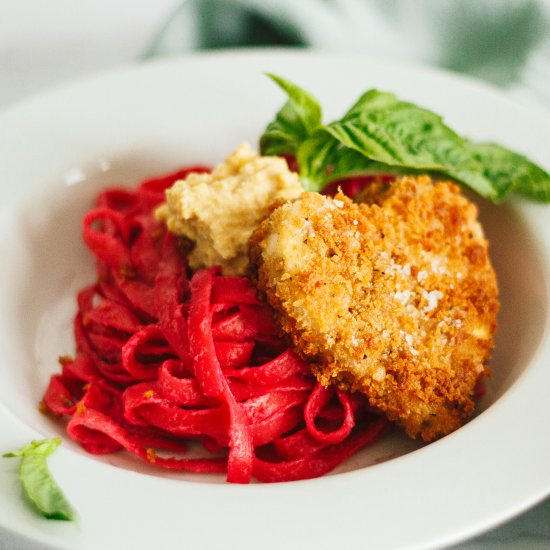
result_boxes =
[249,176,499,441]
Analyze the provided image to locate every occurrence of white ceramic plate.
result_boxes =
[1,49,549,550]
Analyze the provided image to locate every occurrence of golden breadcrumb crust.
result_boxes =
[249,176,499,441]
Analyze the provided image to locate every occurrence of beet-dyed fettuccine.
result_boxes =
[42,168,387,483]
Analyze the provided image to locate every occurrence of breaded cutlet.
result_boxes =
[249,176,499,441]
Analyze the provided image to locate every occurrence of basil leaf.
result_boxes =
[323,90,468,168]
[259,73,322,157]
[3,438,76,521]
[323,91,501,200]
[260,75,550,203]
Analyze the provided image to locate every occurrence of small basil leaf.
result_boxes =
[3,439,76,521]
[260,73,322,157]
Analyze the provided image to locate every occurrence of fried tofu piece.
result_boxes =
[249,176,499,441]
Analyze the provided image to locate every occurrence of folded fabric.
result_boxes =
[146,0,550,109]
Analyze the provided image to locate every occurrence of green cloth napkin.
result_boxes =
[146,0,550,109]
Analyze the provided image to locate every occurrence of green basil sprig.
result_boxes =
[260,74,550,202]
[3,438,77,521]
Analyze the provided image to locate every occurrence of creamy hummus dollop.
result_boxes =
[155,142,303,275]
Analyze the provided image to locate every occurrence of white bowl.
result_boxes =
[0,49,549,550]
